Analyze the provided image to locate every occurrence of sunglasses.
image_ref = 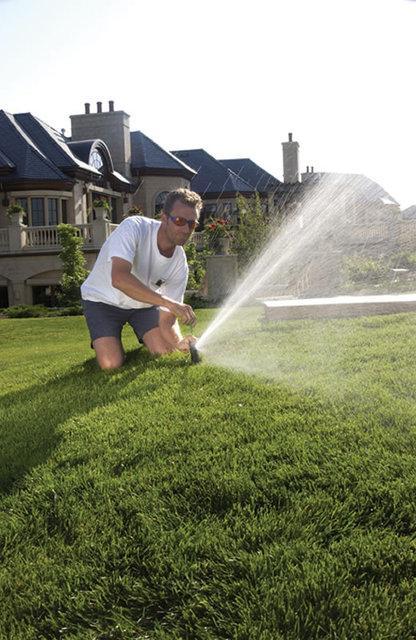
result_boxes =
[167,214,197,230]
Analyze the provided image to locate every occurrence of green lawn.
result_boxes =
[1,311,416,639]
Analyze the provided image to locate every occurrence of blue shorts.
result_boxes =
[82,300,160,343]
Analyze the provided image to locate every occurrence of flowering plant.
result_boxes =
[6,203,25,219]
[127,205,143,215]
[204,218,231,238]
[93,198,110,211]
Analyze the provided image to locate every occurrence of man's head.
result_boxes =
[161,188,203,246]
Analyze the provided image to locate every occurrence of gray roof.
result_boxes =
[301,172,399,205]
[171,149,256,197]
[0,108,134,191]
[0,110,71,184]
[0,148,15,174]
[131,130,195,178]
[220,158,281,193]
[401,205,416,219]
[14,113,100,176]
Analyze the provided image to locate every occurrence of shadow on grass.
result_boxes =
[0,347,190,495]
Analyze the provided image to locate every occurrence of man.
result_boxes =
[81,188,202,369]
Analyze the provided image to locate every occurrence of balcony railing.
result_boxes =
[346,224,390,244]
[0,216,208,255]
[24,224,95,249]
[0,211,114,253]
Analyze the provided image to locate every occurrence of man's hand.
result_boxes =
[177,335,197,352]
[164,299,196,326]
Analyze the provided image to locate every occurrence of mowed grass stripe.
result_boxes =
[0,313,416,639]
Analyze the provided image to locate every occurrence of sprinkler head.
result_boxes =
[190,343,201,364]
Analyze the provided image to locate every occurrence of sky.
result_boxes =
[1,0,415,207]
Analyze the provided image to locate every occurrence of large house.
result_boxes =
[0,101,285,307]
[0,100,413,306]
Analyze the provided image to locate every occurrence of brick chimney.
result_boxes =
[282,132,300,184]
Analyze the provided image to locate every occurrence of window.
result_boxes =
[61,199,68,223]
[111,197,117,223]
[0,286,8,308]
[203,203,217,217]
[223,203,232,220]
[48,198,59,225]
[31,198,45,226]
[13,196,70,226]
[32,285,61,307]
[155,191,169,216]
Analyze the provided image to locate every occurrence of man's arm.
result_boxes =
[111,257,196,325]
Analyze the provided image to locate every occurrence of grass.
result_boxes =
[1,311,416,639]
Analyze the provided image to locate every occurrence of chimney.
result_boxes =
[61,128,66,137]
[311,166,314,173]
[282,132,300,184]
[84,102,90,114]
[70,104,132,178]
[306,165,309,173]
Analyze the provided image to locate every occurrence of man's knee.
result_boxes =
[92,337,124,370]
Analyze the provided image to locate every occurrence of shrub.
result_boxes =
[4,305,48,318]
[184,292,213,308]
[390,252,416,270]
[1,305,84,319]
[59,305,83,316]
[57,224,88,307]
[232,193,271,271]
[344,256,389,284]
[185,242,207,290]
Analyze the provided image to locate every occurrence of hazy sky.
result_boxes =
[1,0,415,207]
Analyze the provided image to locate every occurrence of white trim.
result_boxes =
[9,190,73,197]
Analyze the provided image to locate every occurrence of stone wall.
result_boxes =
[132,175,190,217]
[0,251,98,306]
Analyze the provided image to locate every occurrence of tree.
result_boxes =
[232,193,271,270]
[57,224,88,306]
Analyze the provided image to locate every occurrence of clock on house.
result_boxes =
[90,149,104,171]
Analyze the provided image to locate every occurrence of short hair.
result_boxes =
[163,188,203,218]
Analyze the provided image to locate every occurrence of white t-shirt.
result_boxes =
[81,216,188,309]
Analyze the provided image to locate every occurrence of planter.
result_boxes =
[7,210,25,226]
[94,206,109,221]
[215,237,231,255]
